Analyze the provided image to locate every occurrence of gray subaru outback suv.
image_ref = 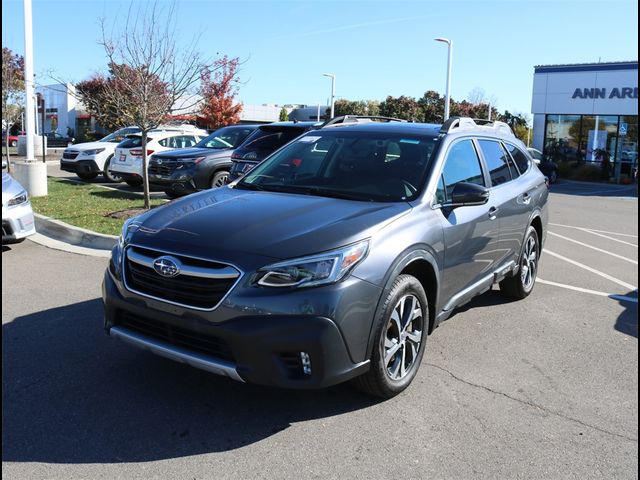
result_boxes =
[103,116,548,398]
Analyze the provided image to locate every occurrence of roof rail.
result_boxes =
[321,115,407,128]
[439,116,514,136]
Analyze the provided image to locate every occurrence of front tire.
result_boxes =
[499,226,539,299]
[352,274,428,398]
[102,155,122,183]
[210,170,229,188]
[10,140,17,147]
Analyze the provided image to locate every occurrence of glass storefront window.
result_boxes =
[580,115,618,162]
[543,114,581,162]
[614,115,638,178]
[542,114,638,182]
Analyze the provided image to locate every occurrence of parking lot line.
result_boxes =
[548,231,638,265]
[549,223,638,239]
[579,229,638,248]
[538,278,638,304]
[544,250,637,290]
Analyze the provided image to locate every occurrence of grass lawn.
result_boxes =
[31,177,166,236]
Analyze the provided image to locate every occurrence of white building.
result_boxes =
[35,83,77,136]
[531,61,638,180]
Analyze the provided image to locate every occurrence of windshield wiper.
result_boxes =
[233,182,265,191]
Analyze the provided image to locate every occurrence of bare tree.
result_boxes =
[98,2,205,209]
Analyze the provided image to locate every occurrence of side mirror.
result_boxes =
[450,182,490,207]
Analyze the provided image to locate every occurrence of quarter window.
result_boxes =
[440,139,485,201]
[478,139,514,186]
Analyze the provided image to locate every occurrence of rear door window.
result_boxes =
[478,139,515,187]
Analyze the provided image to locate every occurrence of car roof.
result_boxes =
[310,122,443,136]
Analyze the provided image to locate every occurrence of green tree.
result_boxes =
[379,95,420,121]
[417,90,444,123]
[279,106,289,121]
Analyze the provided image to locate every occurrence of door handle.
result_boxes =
[522,192,532,205]
[488,206,499,220]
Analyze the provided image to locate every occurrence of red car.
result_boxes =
[2,131,21,147]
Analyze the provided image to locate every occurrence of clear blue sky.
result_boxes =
[2,0,638,117]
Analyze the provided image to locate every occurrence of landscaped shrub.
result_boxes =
[556,161,574,178]
[570,164,601,182]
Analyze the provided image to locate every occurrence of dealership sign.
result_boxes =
[572,87,638,99]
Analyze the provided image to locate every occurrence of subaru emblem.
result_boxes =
[153,256,181,277]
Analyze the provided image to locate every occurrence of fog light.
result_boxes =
[300,352,312,375]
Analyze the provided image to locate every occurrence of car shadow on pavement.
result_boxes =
[2,299,381,464]
[550,180,638,198]
[613,292,638,338]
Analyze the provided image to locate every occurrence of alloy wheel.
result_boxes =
[383,294,424,381]
[520,235,538,290]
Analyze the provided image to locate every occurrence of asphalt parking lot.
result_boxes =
[2,180,637,479]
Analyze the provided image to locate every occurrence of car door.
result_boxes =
[435,138,502,306]
[476,139,529,266]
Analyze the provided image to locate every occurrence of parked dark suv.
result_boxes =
[227,121,321,182]
[148,125,258,198]
[103,117,548,398]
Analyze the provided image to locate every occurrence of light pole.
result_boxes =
[322,73,336,119]
[434,37,453,121]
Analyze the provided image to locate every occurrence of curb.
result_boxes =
[34,213,117,251]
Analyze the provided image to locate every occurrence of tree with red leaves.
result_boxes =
[2,47,25,164]
[197,56,242,130]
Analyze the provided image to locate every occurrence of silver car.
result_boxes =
[2,172,36,243]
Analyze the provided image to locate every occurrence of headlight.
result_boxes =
[8,190,28,206]
[118,217,141,248]
[83,148,106,156]
[255,240,369,288]
[175,156,206,169]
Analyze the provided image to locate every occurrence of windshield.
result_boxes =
[100,128,140,143]
[196,126,255,149]
[237,130,439,202]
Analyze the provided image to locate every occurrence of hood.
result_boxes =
[65,141,114,151]
[152,147,232,160]
[2,173,26,204]
[129,187,411,261]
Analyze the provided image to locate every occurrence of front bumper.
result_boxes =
[103,268,373,389]
[60,159,101,175]
[2,201,36,242]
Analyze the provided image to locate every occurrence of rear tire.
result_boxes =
[76,171,98,181]
[102,155,122,183]
[499,226,539,299]
[352,274,428,398]
[10,140,17,147]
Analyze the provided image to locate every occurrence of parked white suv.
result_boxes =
[60,127,141,182]
[110,127,208,186]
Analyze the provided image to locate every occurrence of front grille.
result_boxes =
[115,310,235,362]
[63,151,79,160]
[124,246,240,310]
[2,221,13,237]
[149,158,179,176]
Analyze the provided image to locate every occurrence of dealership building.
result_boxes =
[532,61,638,181]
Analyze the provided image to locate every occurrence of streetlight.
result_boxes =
[322,73,336,119]
[434,37,453,121]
